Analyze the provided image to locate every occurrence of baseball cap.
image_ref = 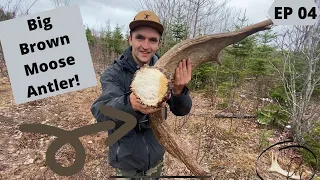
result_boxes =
[129,10,164,35]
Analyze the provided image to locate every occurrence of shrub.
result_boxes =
[258,129,274,151]
[217,101,228,110]
[256,104,290,128]
[301,122,320,171]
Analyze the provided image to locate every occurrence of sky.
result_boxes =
[0,0,274,33]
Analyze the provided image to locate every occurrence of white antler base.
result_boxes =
[268,152,302,180]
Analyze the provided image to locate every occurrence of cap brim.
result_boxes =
[129,20,163,35]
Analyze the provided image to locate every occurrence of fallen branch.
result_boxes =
[214,112,256,119]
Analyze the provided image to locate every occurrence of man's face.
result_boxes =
[129,26,161,65]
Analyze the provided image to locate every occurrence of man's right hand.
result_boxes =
[130,92,166,114]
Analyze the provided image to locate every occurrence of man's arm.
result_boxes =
[166,58,193,116]
[167,86,192,116]
[90,68,145,128]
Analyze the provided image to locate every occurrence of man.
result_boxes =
[90,10,192,179]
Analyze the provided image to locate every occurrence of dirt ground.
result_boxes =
[0,75,319,180]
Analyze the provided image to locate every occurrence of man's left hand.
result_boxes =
[172,58,192,95]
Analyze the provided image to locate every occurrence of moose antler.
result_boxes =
[131,19,274,179]
[268,151,302,179]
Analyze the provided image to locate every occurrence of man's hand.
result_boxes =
[130,93,167,114]
[172,58,192,95]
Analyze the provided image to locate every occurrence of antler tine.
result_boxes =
[268,151,302,180]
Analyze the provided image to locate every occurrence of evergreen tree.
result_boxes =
[171,2,188,43]
[222,15,256,99]
[85,27,94,46]
[102,24,112,57]
[158,1,188,56]
[105,30,112,52]
[112,24,124,55]
[249,29,277,110]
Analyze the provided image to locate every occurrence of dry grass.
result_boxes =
[0,73,318,180]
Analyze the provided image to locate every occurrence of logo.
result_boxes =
[268,0,320,25]
[144,13,151,19]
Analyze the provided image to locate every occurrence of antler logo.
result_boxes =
[144,13,151,19]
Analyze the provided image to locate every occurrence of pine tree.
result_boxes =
[220,13,257,111]
[249,29,277,110]
[85,27,94,46]
[112,24,124,56]
[171,2,188,43]
[102,24,112,57]
[158,1,188,56]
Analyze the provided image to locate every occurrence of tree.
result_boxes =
[171,1,188,43]
[273,17,320,145]
[102,22,113,57]
[223,13,256,106]
[0,0,23,76]
[249,29,277,111]
[132,0,240,52]
[186,0,229,37]
[157,0,188,55]
[133,0,178,45]
[0,2,18,21]
[50,0,71,8]
[112,24,124,56]
[85,27,94,46]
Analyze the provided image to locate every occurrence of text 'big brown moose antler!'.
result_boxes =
[130,19,274,179]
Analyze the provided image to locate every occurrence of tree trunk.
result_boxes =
[192,0,200,38]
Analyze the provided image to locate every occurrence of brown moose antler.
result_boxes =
[134,19,274,179]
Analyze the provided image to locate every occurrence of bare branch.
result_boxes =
[49,0,71,8]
